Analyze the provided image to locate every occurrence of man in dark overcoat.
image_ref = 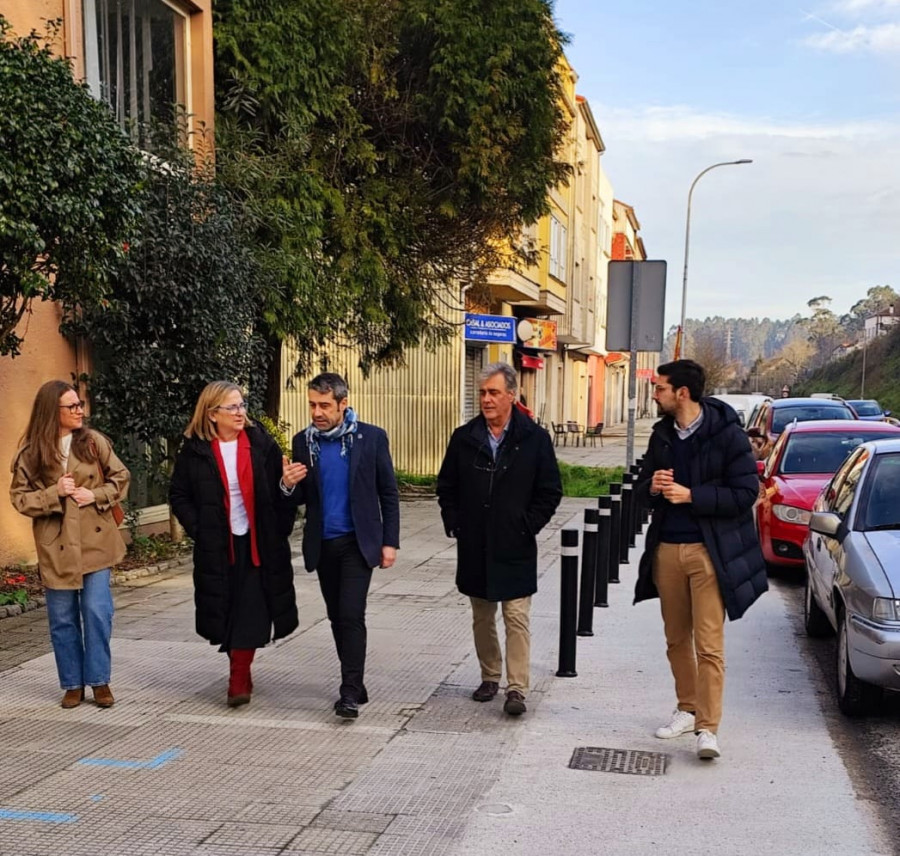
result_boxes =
[634,359,767,761]
[281,373,400,720]
[437,362,562,717]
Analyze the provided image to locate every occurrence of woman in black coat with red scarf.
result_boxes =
[169,381,298,706]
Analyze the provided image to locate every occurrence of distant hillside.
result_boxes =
[662,316,806,368]
[794,324,900,413]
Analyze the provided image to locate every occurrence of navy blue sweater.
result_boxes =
[659,433,703,543]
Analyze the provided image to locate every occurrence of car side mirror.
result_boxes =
[809,511,842,539]
[885,410,892,418]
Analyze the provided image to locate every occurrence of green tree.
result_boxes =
[804,296,843,368]
[844,285,898,336]
[213,0,570,414]
[0,17,142,356]
[65,148,267,492]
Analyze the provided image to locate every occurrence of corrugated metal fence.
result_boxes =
[280,339,462,477]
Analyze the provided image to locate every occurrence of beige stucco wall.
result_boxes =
[0,2,65,36]
[0,304,79,566]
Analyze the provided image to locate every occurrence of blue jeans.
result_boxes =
[44,569,114,690]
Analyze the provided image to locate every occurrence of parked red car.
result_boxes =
[756,420,900,567]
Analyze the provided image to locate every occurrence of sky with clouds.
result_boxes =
[553,0,900,331]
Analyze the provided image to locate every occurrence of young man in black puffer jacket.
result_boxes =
[634,360,767,761]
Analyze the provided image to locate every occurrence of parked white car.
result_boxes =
[711,393,772,427]
[803,437,900,715]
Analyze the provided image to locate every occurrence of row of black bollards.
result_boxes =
[557,460,648,678]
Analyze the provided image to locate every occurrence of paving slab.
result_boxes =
[0,447,893,856]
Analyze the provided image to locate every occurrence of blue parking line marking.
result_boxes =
[0,809,78,824]
[144,748,182,768]
[77,747,183,770]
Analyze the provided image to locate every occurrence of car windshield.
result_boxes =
[780,432,896,474]
[861,454,900,531]
[850,401,882,417]
[771,406,853,434]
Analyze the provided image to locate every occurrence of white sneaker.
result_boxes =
[696,729,720,760]
[654,709,695,739]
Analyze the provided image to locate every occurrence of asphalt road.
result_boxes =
[773,569,900,853]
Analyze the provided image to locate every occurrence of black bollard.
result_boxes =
[629,464,642,542]
[619,473,633,563]
[594,495,612,607]
[557,528,579,677]
[608,483,622,584]
[577,509,599,636]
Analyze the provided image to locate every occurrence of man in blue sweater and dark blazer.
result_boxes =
[281,373,400,719]
[634,360,767,761]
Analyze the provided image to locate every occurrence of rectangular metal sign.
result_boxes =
[605,261,667,351]
[464,313,516,343]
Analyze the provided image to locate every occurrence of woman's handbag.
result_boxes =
[90,440,125,526]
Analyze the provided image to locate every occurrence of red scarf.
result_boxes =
[211,431,261,567]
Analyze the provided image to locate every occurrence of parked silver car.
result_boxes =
[803,437,900,715]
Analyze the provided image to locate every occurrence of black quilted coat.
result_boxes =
[169,425,299,645]
[633,397,767,621]
[436,408,562,602]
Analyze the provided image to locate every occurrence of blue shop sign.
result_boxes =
[464,314,516,343]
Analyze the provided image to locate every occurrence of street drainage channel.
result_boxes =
[568,747,668,776]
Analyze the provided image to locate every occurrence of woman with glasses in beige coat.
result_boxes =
[10,381,130,708]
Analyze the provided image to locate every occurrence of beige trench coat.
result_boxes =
[9,429,131,590]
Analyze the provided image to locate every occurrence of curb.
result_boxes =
[0,596,45,619]
[112,555,193,584]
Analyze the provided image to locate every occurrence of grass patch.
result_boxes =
[395,469,438,490]
[559,462,625,498]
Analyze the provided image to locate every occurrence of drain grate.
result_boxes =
[568,747,668,776]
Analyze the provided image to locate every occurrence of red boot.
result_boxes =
[227,649,256,707]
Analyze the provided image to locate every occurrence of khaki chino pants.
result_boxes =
[470,596,531,695]
[653,542,726,733]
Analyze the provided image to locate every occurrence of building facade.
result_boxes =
[0,0,214,564]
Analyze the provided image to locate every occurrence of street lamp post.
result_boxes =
[675,159,752,359]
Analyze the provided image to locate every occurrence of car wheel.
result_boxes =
[803,571,833,638]
[836,605,881,717]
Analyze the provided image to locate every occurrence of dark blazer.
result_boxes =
[169,425,299,645]
[633,397,768,621]
[436,408,562,602]
[287,422,400,571]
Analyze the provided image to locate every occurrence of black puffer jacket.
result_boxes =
[633,397,767,620]
[169,425,299,645]
[436,408,562,602]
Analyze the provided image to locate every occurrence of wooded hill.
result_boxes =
[793,324,900,415]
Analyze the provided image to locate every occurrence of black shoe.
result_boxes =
[472,681,499,702]
[334,697,359,719]
[503,690,526,716]
[334,688,368,711]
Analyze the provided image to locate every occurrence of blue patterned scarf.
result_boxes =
[305,407,358,463]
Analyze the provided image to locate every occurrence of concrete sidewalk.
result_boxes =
[0,491,891,855]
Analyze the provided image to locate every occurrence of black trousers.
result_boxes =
[222,534,272,652]
[317,534,373,701]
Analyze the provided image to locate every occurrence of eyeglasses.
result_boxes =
[215,401,248,414]
[59,401,86,413]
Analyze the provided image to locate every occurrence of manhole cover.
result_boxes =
[568,747,667,776]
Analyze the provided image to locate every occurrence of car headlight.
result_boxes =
[872,598,900,623]
[772,504,811,525]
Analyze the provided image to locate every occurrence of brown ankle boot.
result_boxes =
[61,688,84,709]
[92,684,115,708]
[227,649,255,707]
